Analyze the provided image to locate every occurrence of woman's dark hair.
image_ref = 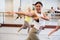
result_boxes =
[34,1,43,6]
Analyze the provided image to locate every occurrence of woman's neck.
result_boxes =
[35,9,41,14]
[37,10,41,14]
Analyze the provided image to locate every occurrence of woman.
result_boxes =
[26,1,49,40]
[18,8,32,33]
[48,19,60,36]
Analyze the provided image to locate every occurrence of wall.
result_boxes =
[5,0,13,12]
[0,0,5,12]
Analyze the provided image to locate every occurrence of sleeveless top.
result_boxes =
[25,16,31,23]
[34,11,45,30]
[24,11,32,23]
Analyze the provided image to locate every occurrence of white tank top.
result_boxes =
[34,11,45,30]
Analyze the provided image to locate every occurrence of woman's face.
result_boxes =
[35,3,42,12]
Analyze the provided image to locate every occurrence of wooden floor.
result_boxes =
[0,27,60,40]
